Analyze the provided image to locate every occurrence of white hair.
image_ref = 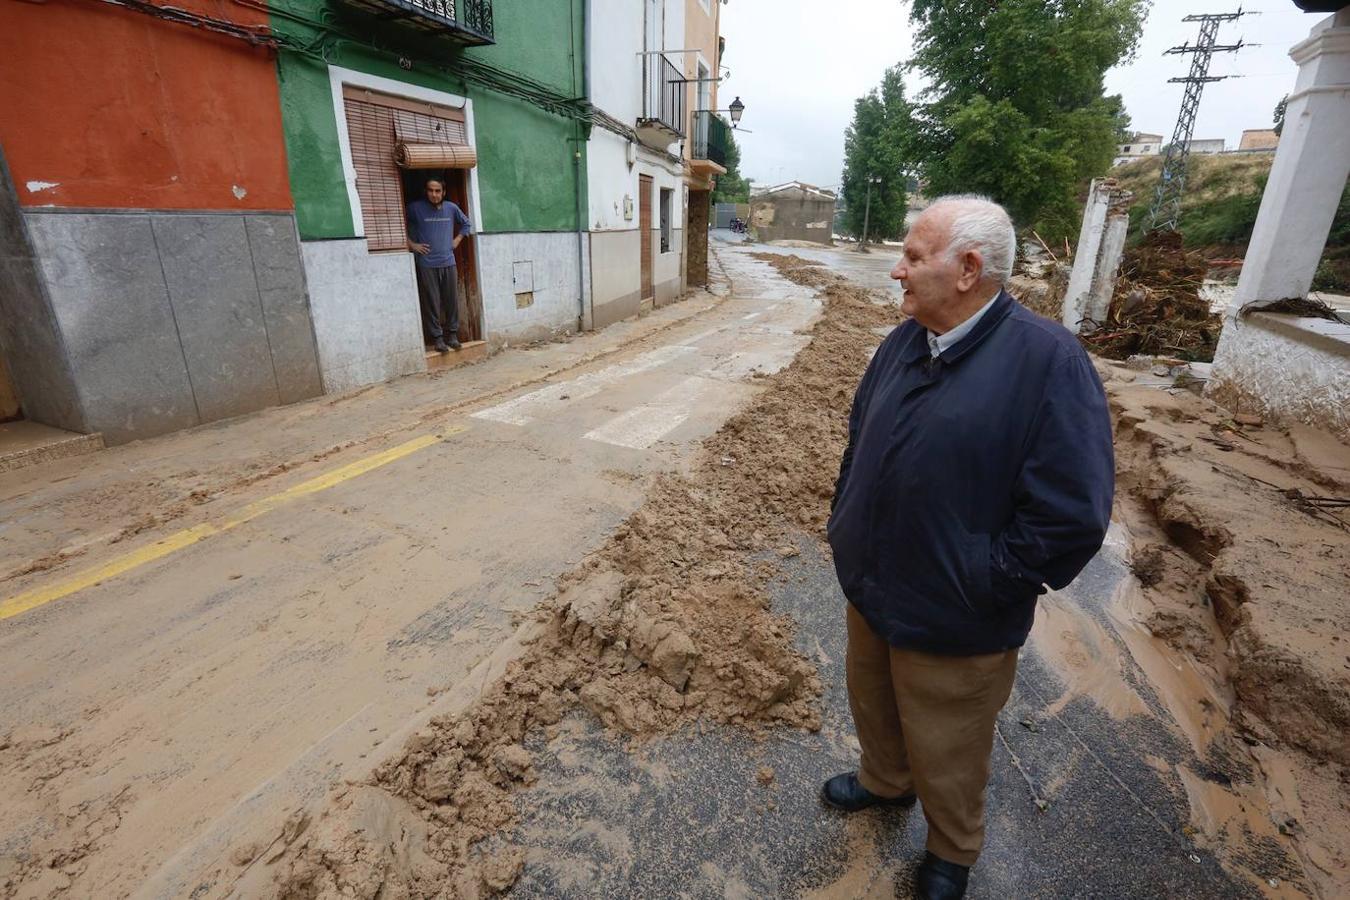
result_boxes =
[927,194,1016,286]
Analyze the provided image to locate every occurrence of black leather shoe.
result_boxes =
[820,772,916,812]
[433,338,450,353]
[448,337,462,351]
[914,851,969,900]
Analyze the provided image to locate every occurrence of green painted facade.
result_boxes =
[270,0,587,239]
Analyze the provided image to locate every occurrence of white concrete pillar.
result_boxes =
[1063,178,1110,332]
[1226,9,1350,313]
[1085,210,1130,326]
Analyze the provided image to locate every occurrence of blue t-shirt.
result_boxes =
[406,199,472,268]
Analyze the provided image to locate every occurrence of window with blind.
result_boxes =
[341,86,468,253]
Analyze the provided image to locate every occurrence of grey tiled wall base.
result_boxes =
[20,210,323,444]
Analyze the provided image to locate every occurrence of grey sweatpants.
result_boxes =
[415,265,460,342]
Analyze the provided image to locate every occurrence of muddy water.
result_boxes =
[1107,576,1232,755]
[1028,522,1312,898]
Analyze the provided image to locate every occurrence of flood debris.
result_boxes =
[1237,295,1350,324]
[1079,231,1222,362]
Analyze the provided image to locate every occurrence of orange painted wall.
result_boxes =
[0,0,292,210]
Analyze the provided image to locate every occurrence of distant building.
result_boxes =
[749,182,837,245]
[1186,138,1226,155]
[1237,129,1280,151]
[1113,132,1164,166]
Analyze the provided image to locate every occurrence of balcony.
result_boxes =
[690,110,730,176]
[636,54,686,150]
[338,0,494,44]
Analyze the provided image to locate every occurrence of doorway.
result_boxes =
[341,84,484,352]
[639,175,654,303]
[400,167,482,346]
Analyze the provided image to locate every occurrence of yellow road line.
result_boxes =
[0,428,465,622]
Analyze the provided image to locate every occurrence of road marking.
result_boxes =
[0,428,465,622]
[676,326,726,345]
[583,376,722,450]
[471,345,695,426]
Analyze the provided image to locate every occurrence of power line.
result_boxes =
[1146,8,1250,234]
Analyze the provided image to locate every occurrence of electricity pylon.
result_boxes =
[1146,10,1247,233]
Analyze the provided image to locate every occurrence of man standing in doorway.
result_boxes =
[823,195,1114,899]
[407,178,472,353]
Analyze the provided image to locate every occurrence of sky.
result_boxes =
[718,0,1324,191]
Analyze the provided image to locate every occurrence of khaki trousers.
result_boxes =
[845,603,1019,866]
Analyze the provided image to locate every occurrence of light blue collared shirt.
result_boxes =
[927,289,1002,358]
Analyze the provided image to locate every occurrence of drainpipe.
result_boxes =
[572,0,594,332]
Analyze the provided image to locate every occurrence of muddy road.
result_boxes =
[0,248,818,898]
[4,243,1345,899]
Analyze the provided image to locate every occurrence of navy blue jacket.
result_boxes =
[827,290,1114,655]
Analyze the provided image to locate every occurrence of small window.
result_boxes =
[660,188,673,253]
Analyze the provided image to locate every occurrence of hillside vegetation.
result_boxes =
[1105,153,1350,290]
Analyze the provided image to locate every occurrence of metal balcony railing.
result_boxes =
[692,110,730,167]
[339,0,494,43]
[640,54,686,138]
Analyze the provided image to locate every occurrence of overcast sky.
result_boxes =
[719,0,1323,190]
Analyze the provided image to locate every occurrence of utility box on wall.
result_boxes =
[512,260,534,309]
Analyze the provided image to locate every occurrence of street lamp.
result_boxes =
[858,175,882,252]
[728,96,744,127]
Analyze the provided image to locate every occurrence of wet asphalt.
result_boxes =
[499,536,1296,899]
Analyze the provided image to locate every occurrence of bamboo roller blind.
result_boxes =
[395,143,478,169]
[341,86,470,252]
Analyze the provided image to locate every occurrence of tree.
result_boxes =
[906,0,1148,242]
[840,65,914,242]
[712,128,751,204]
[1273,94,1287,137]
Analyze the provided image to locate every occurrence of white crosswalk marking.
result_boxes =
[583,376,724,450]
[470,344,697,426]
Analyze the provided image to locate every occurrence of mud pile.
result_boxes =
[266,253,903,898]
[1080,231,1222,361]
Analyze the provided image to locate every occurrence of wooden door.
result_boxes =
[447,170,482,342]
[639,175,654,301]
[0,354,20,422]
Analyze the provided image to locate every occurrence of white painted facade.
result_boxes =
[1112,132,1162,167]
[586,0,688,326]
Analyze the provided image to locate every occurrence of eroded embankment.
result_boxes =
[1104,365,1350,897]
[1105,374,1350,765]
[255,255,903,898]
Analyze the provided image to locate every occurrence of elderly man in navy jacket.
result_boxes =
[822,195,1114,899]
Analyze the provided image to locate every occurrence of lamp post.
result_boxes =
[858,174,882,252]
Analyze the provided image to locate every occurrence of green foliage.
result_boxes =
[905,0,1149,243]
[1177,176,1265,246]
[712,130,751,204]
[1273,95,1287,137]
[840,65,912,241]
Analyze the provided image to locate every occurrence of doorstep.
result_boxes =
[0,421,105,474]
[424,340,489,373]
